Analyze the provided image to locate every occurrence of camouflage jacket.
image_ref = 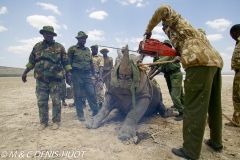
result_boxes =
[146,4,223,69]
[26,40,71,81]
[92,54,104,73]
[231,37,240,70]
[67,44,92,70]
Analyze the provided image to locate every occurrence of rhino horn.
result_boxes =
[119,45,132,77]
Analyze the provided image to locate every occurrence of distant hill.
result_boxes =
[0,66,34,77]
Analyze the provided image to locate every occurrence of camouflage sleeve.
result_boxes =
[60,45,72,72]
[25,44,39,70]
[231,43,240,70]
[146,4,179,33]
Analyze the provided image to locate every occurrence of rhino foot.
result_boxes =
[118,125,136,141]
[86,117,100,129]
[162,108,173,118]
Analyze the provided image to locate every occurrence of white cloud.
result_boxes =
[0,57,5,59]
[88,29,105,41]
[129,37,143,43]
[62,24,68,30]
[101,0,107,3]
[27,15,61,31]
[205,19,231,32]
[115,38,122,43]
[117,0,128,6]
[207,34,223,41]
[136,3,143,7]
[7,37,43,55]
[226,46,234,51]
[89,11,108,20]
[36,2,61,15]
[0,25,8,32]
[151,34,166,41]
[0,6,7,14]
[153,26,164,34]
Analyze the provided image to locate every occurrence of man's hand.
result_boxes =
[173,56,181,63]
[143,31,152,39]
[22,73,27,83]
[94,73,99,81]
[66,71,72,85]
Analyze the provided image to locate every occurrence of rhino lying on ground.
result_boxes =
[86,45,173,141]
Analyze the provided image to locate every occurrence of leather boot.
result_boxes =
[38,123,48,131]
[52,123,59,130]
[174,112,183,121]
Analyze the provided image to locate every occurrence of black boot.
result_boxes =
[174,112,183,121]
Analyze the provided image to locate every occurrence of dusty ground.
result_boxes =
[0,75,239,160]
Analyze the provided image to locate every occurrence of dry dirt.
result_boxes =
[0,75,239,160]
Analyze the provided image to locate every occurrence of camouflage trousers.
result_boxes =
[35,79,65,124]
[93,78,104,105]
[232,71,240,124]
[103,70,112,89]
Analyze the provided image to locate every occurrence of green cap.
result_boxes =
[75,31,88,39]
[39,26,57,36]
[90,44,98,48]
[100,48,109,53]
[163,40,172,46]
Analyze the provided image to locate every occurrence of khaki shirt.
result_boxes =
[67,44,92,70]
[92,54,104,72]
[103,56,113,71]
[146,4,223,69]
[231,37,240,70]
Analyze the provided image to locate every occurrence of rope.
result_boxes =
[222,113,240,127]
[137,60,175,70]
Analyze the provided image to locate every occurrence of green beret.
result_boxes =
[100,48,109,53]
[75,31,88,39]
[163,40,172,46]
[90,44,98,48]
[39,26,57,36]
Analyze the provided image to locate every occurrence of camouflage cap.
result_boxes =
[90,44,98,48]
[100,48,109,54]
[75,31,88,39]
[39,26,57,36]
[163,40,172,46]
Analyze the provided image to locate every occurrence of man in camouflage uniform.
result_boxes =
[100,48,113,89]
[22,26,72,131]
[225,24,240,127]
[67,31,99,122]
[90,44,104,109]
[149,40,184,121]
[144,4,223,159]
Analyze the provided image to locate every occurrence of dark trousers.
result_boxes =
[182,66,222,159]
[72,70,98,117]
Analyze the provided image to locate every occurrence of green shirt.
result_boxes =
[67,44,92,70]
[156,56,181,73]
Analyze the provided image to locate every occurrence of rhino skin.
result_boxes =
[86,45,173,141]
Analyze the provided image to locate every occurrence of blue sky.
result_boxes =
[0,0,239,73]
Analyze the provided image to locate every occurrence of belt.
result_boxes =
[72,68,90,74]
[167,68,181,75]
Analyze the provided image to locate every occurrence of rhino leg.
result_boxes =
[118,98,149,141]
[157,90,173,118]
[86,93,115,129]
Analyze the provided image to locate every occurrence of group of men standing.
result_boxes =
[22,27,113,130]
